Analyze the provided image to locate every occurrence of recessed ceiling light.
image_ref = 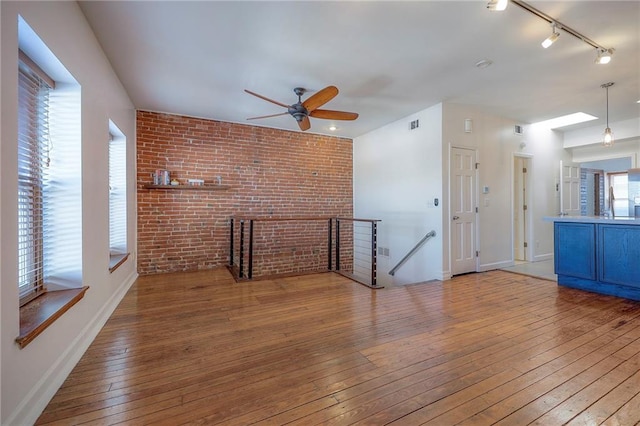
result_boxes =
[532,112,598,129]
[329,125,337,131]
[475,59,493,69]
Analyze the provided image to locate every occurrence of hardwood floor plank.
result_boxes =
[35,269,640,425]
[420,310,640,425]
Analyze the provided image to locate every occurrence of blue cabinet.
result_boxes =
[554,222,596,280]
[599,224,640,287]
[553,219,640,301]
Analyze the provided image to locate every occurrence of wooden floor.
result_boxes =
[37,269,640,425]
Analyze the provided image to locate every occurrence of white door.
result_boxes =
[560,161,581,216]
[451,147,477,275]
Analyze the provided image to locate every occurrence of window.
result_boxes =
[17,51,53,305]
[17,22,82,305]
[15,17,86,347]
[608,172,629,216]
[109,122,128,270]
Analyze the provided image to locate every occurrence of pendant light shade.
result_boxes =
[601,82,614,147]
[603,127,614,146]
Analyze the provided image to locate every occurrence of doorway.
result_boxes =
[513,155,531,261]
[450,147,477,276]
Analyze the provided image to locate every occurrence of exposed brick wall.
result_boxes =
[137,111,353,275]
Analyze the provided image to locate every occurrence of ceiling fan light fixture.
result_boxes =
[487,0,508,11]
[541,24,560,48]
[595,48,614,64]
[601,82,615,147]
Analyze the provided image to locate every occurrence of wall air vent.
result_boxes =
[514,124,524,135]
[409,119,419,130]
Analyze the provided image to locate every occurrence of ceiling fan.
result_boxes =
[244,85,358,131]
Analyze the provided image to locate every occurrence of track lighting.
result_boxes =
[492,0,614,64]
[601,82,614,147]
[487,0,508,11]
[595,48,614,65]
[541,24,560,48]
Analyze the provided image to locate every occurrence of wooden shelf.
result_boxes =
[144,184,231,191]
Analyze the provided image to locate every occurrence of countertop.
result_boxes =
[544,215,640,224]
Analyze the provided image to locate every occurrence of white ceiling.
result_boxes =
[78,1,640,139]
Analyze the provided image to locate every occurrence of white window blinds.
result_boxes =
[109,131,127,255]
[17,54,52,304]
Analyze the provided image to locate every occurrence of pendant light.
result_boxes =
[601,82,614,147]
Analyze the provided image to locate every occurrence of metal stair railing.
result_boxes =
[388,230,436,276]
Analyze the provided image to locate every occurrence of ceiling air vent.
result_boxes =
[514,124,524,135]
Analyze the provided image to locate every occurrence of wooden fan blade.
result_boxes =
[244,89,289,108]
[303,86,338,112]
[298,116,311,131]
[247,112,289,120]
[310,109,359,121]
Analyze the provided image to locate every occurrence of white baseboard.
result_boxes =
[479,260,513,272]
[533,252,553,262]
[439,270,452,281]
[8,271,138,426]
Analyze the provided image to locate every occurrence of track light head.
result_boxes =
[595,48,614,64]
[487,0,508,11]
[541,24,560,48]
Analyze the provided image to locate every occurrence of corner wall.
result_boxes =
[442,104,568,275]
[353,101,567,286]
[353,105,443,285]
[1,2,136,423]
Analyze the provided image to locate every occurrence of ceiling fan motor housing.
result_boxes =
[288,103,309,122]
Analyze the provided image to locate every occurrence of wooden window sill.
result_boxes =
[16,286,89,348]
[109,252,130,273]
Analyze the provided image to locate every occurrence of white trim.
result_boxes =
[479,260,513,272]
[6,271,138,426]
[533,252,554,262]
[512,153,535,262]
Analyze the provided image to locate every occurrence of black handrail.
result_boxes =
[229,216,381,288]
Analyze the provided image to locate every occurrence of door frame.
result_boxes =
[448,145,479,276]
[512,153,533,262]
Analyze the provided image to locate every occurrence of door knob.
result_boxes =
[452,216,460,220]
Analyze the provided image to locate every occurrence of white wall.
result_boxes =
[564,117,640,149]
[353,105,443,286]
[354,102,567,286]
[442,104,569,273]
[1,2,137,424]
[525,123,572,258]
[569,138,640,166]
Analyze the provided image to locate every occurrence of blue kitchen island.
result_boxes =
[548,216,640,301]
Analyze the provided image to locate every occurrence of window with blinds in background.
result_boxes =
[17,52,53,305]
[109,125,128,261]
